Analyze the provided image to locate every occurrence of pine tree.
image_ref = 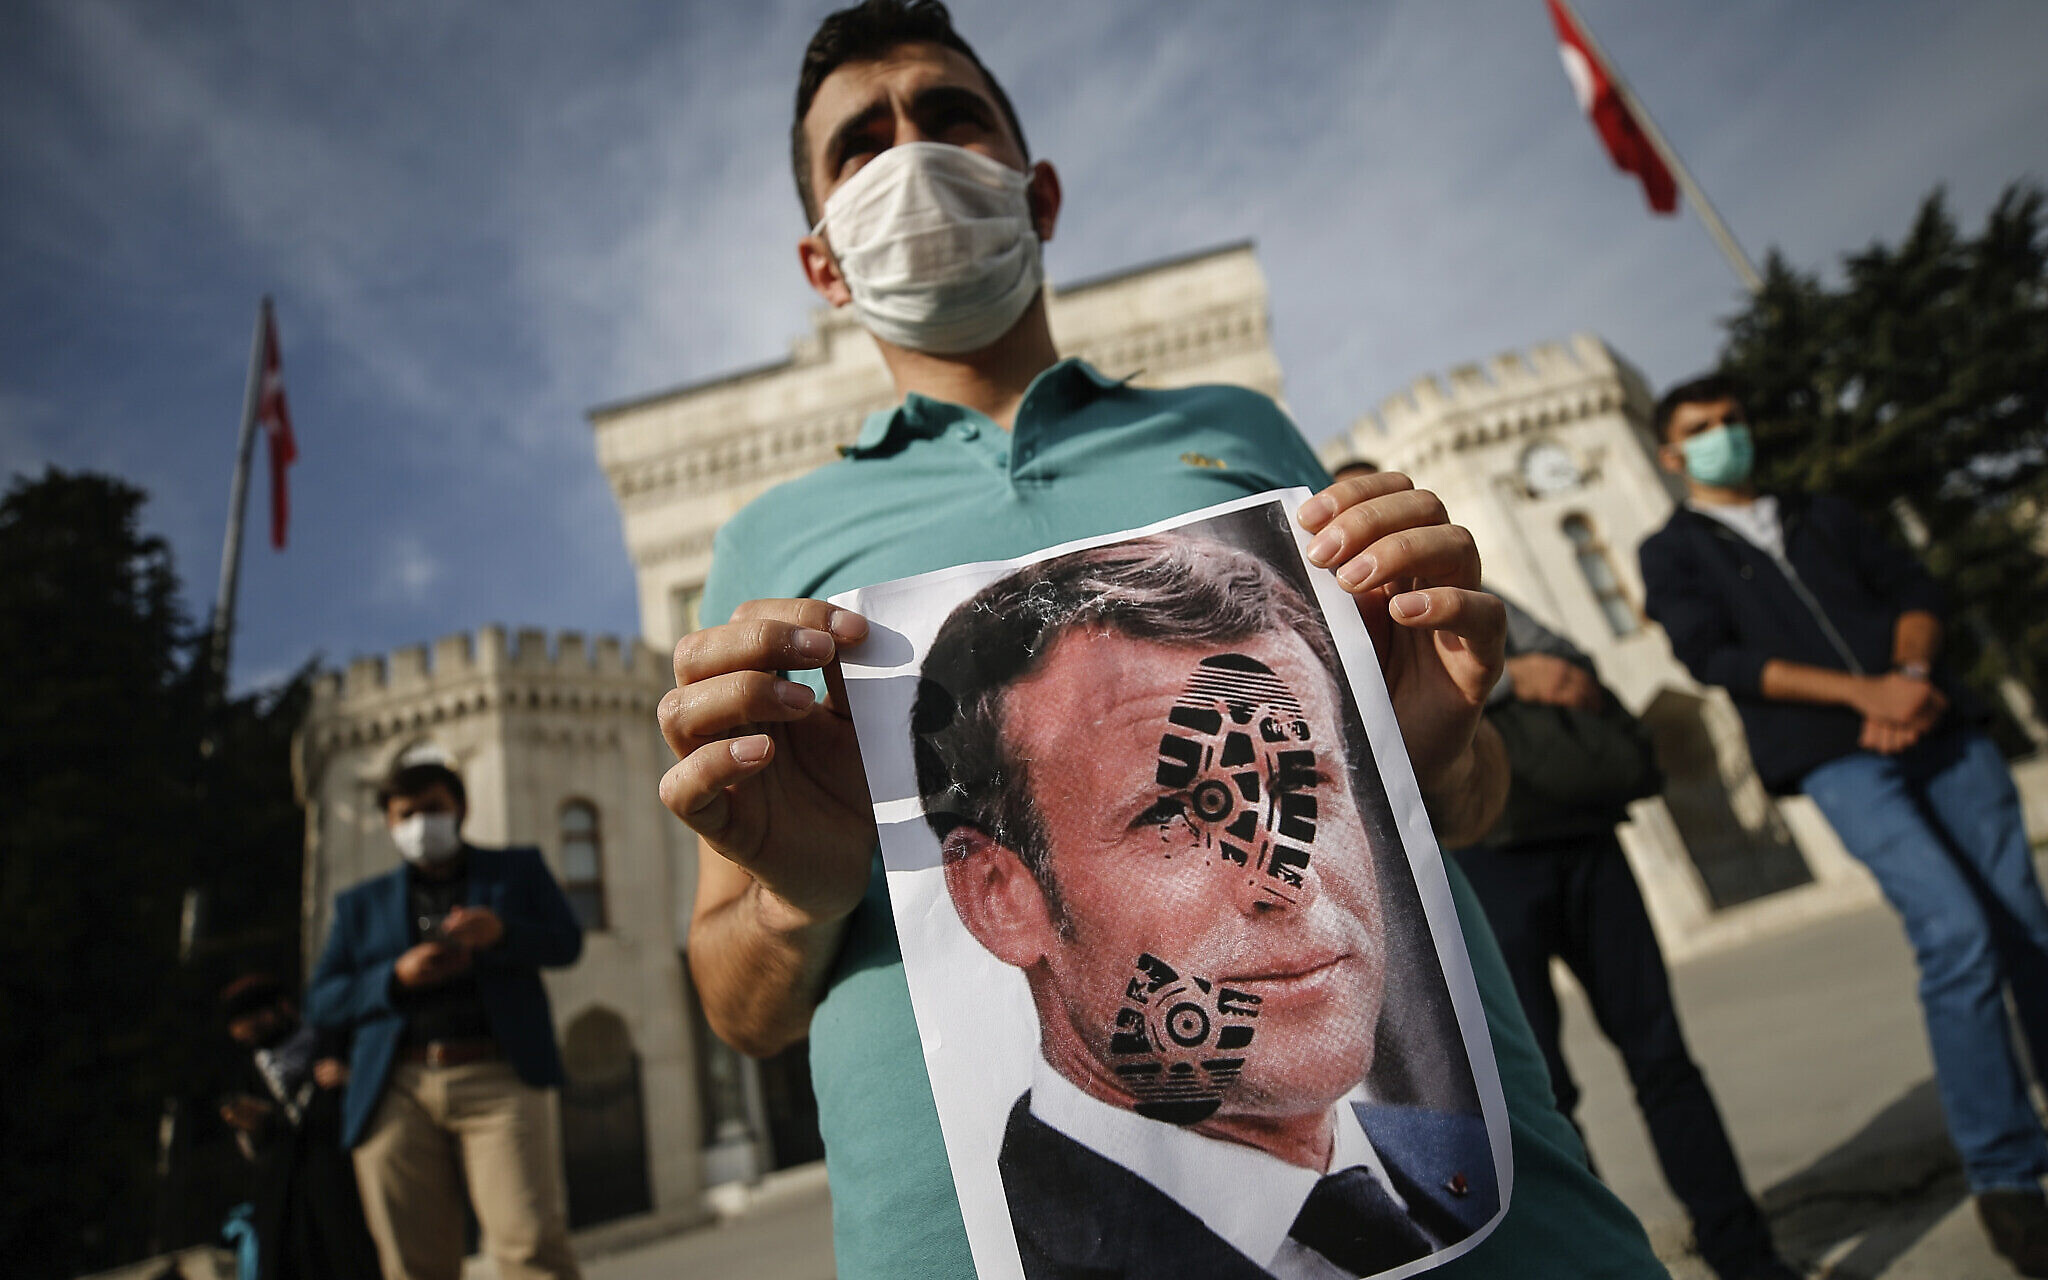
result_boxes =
[0,469,312,1277]
[1718,184,2048,736]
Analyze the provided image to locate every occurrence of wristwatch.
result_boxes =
[1896,662,1932,681]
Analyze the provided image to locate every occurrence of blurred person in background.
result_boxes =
[217,973,379,1280]
[1642,373,2048,1277]
[1446,601,1795,1280]
[1343,455,1793,1276]
[308,760,584,1280]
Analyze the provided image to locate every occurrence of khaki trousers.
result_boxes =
[352,1060,580,1280]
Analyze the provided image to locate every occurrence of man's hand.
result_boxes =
[1854,672,1948,754]
[440,905,503,950]
[1856,672,1948,731]
[220,1095,273,1132]
[1504,653,1602,711]
[659,600,877,932]
[1298,472,1507,839]
[1859,716,1920,755]
[312,1058,349,1090]
[393,940,472,989]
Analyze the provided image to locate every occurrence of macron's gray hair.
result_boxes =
[910,534,1339,898]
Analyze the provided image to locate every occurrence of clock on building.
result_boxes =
[1519,440,1582,497]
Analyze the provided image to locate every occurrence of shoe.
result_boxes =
[1978,1189,2048,1278]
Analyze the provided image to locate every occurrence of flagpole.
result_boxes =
[1557,0,1763,295]
[209,297,269,691]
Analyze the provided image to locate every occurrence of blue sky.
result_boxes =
[3,1,2043,692]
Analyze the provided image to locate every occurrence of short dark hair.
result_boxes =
[912,535,1338,896]
[376,760,466,813]
[1653,373,1746,440]
[1332,458,1380,480]
[791,0,1029,223]
[218,973,287,1024]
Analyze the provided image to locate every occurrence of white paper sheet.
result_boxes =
[832,489,1510,1280]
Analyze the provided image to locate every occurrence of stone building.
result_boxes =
[304,239,2032,1222]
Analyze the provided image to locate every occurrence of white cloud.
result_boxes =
[381,533,443,605]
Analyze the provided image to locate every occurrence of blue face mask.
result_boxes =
[1681,424,1755,488]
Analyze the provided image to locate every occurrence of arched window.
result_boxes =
[670,584,704,640]
[560,801,606,930]
[560,1006,651,1226]
[1563,514,1639,637]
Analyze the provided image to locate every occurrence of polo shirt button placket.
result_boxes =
[1010,431,1039,484]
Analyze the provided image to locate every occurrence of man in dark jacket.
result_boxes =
[218,974,380,1280]
[308,760,584,1280]
[1639,373,2048,1277]
[1449,597,1793,1280]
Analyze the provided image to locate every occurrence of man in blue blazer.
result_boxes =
[308,761,584,1280]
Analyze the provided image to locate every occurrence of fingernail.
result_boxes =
[1306,529,1344,566]
[1336,553,1377,589]
[1298,495,1334,527]
[827,608,867,640]
[1391,591,1428,619]
[791,628,833,661]
[731,736,770,764]
[776,679,815,710]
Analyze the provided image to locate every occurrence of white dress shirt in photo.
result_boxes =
[1028,1055,1417,1280]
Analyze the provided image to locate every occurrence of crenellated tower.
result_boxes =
[1322,334,1679,702]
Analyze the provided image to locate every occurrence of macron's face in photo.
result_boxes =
[1003,625,1388,1124]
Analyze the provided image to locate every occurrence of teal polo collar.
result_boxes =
[844,358,1127,458]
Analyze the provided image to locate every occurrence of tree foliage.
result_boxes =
[0,469,311,1278]
[1718,184,2048,728]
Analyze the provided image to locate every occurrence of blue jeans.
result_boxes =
[1803,727,2048,1191]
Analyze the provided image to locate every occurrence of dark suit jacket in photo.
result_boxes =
[998,1092,1500,1280]
[306,844,584,1148]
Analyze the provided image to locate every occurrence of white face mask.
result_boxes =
[814,142,1045,354]
[392,812,462,866]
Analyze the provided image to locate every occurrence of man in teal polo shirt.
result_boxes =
[658,2,1672,1276]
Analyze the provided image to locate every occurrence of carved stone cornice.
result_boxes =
[1062,302,1268,380]
[603,299,1271,506]
[630,527,720,567]
[1328,334,1653,469]
[607,406,880,503]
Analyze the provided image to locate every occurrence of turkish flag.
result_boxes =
[255,303,298,549]
[1546,0,1678,215]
